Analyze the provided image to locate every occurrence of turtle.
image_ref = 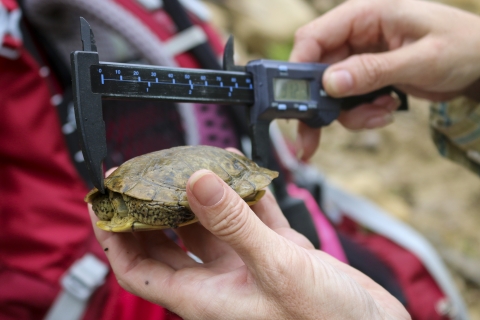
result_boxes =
[85,145,278,232]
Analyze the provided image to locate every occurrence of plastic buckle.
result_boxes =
[0,4,22,59]
[61,254,109,301]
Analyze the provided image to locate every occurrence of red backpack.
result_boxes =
[0,0,220,319]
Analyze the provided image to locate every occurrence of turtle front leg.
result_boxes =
[96,216,138,232]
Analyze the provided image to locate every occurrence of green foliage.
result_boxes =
[264,41,294,61]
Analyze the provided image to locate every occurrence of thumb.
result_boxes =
[186,169,283,270]
[323,40,434,97]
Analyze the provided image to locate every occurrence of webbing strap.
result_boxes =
[163,25,207,57]
[44,254,109,320]
[17,1,93,188]
[322,182,468,320]
[0,3,22,59]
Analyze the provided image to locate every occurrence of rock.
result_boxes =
[202,2,256,64]
[347,131,383,152]
[223,0,317,54]
[312,0,345,13]
[202,2,230,34]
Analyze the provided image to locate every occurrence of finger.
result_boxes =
[186,170,287,274]
[105,167,117,177]
[225,148,290,228]
[395,84,461,102]
[225,147,290,229]
[225,147,243,155]
[174,221,236,264]
[290,35,323,63]
[319,44,352,64]
[178,147,270,264]
[323,39,439,97]
[250,187,314,250]
[250,188,289,230]
[276,227,315,250]
[337,95,399,130]
[290,0,378,63]
[175,147,254,264]
[180,169,288,264]
[290,1,391,62]
[134,231,199,269]
[296,122,321,161]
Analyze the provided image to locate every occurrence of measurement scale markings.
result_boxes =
[91,65,254,103]
[99,77,253,90]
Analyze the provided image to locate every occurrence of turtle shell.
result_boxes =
[85,146,278,231]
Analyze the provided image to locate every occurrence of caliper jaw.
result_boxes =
[222,36,272,168]
[71,17,107,193]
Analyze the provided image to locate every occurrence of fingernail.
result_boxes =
[325,70,353,95]
[364,113,394,129]
[189,170,224,207]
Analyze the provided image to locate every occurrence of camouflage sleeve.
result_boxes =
[430,97,480,176]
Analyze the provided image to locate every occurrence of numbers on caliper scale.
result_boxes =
[91,65,254,104]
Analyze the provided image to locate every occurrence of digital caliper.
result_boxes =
[71,18,407,193]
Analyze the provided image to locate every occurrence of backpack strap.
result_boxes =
[163,25,208,57]
[44,254,109,320]
[163,0,222,70]
[0,1,22,59]
[322,181,468,320]
[17,0,93,188]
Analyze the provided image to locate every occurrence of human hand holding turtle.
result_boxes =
[291,0,480,160]
[89,148,410,320]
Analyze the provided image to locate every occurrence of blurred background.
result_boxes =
[201,0,480,318]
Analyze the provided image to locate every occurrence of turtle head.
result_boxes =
[90,190,129,221]
[91,192,115,221]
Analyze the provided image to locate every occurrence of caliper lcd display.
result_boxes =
[273,78,310,102]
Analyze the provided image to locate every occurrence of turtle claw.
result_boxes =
[96,219,136,232]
